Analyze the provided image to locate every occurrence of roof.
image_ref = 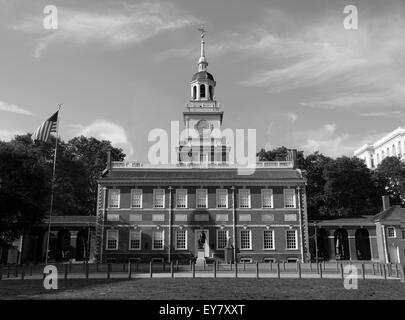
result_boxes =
[99,168,306,185]
[309,215,376,227]
[42,215,96,227]
[373,205,405,222]
[192,71,214,82]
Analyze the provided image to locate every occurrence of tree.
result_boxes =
[302,152,333,218]
[257,146,305,168]
[322,156,379,216]
[66,136,125,216]
[374,156,405,206]
[0,141,49,246]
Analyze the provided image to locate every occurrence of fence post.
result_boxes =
[107,263,111,279]
[235,261,238,278]
[64,263,68,279]
[277,262,281,279]
[171,261,174,278]
[176,260,179,272]
[20,265,25,280]
[319,263,323,279]
[383,264,387,279]
[69,261,72,272]
[372,263,375,275]
[7,265,10,278]
[190,260,192,271]
[14,265,18,277]
[256,262,259,279]
[270,261,273,271]
[401,265,405,283]
[316,262,320,274]
[310,262,312,272]
[298,262,301,279]
[84,262,89,279]
[0,266,3,280]
[192,262,195,278]
[213,262,217,278]
[150,261,153,278]
[283,261,286,271]
[323,260,326,271]
[395,264,399,278]
[128,262,132,279]
[203,260,206,271]
[243,261,246,271]
[163,261,165,272]
[29,263,33,276]
[340,263,344,279]
[362,263,366,280]
[122,263,126,273]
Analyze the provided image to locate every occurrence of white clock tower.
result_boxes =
[178,28,230,164]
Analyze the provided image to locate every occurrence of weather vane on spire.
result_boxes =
[197,25,206,38]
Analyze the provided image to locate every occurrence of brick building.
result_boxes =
[95,31,309,264]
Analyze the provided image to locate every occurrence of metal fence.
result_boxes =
[0,261,404,281]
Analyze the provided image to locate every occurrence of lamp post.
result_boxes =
[314,223,319,263]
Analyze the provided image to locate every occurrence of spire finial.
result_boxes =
[197,26,207,71]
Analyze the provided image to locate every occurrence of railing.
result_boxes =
[111,161,294,169]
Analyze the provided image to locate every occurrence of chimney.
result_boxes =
[382,195,390,211]
[106,149,112,170]
[287,149,298,169]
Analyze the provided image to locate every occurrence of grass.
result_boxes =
[1,278,404,300]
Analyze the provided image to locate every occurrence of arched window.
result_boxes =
[382,150,385,159]
[398,141,402,156]
[376,153,380,164]
[393,144,396,157]
[387,147,390,157]
[200,84,205,98]
[209,85,213,100]
[193,86,197,100]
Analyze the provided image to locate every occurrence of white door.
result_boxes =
[388,246,400,263]
[195,229,209,257]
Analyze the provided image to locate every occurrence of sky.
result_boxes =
[0,0,404,161]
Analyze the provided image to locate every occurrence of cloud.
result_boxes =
[75,119,133,158]
[0,129,24,141]
[0,100,34,116]
[13,2,199,58]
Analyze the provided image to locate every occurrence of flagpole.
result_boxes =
[45,104,62,265]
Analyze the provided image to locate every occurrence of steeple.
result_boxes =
[197,26,208,72]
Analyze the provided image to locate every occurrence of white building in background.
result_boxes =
[354,127,405,169]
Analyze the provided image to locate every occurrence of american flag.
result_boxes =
[32,111,59,142]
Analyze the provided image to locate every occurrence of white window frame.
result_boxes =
[286,229,298,250]
[108,189,120,208]
[387,226,396,238]
[284,189,296,208]
[239,230,252,250]
[129,229,141,250]
[175,229,187,250]
[106,229,118,250]
[176,189,188,209]
[239,189,251,209]
[216,229,229,250]
[216,189,228,208]
[196,188,208,208]
[261,189,274,208]
[152,230,165,250]
[130,188,143,208]
[153,188,165,209]
[263,229,275,250]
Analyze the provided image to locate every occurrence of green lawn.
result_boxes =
[1,279,404,300]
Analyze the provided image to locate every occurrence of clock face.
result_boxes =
[195,120,212,137]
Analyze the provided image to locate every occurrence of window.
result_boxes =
[175,230,187,250]
[196,189,208,208]
[106,229,118,250]
[239,189,251,208]
[284,214,297,222]
[216,214,228,222]
[284,189,296,208]
[200,84,205,98]
[401,228,405,240]
[387,227,396,238]
[239,214,251,221]
[240,230,252,250]
[217,230,228,249]
[393,145,396,156]
[129,230,141,250]
[152,230,164,250]
[263,230,275,250]
[382,150,385,158]
[376,153,380,164]
[175,214,187,222]
[108,189,120,208]
[261,189,273,208]
[216,189,228,208]
[398,142,402,156]
[240,257,252,263]
[176,189,187,208]
[262,214,274,222]
[193,86,197,100]
[131,189,142,208]
[286,230,298,250]
[153,189,165,208]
